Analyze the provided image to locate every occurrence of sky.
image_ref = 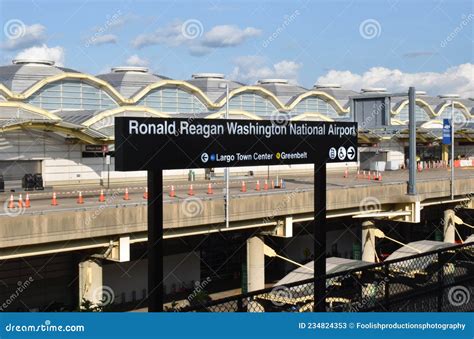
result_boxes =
[0,0,473,97]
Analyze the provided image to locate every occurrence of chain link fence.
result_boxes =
[174,242,473,312]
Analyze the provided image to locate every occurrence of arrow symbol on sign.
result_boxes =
[347,146,355,160]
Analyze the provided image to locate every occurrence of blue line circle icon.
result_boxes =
[210,154,216,161]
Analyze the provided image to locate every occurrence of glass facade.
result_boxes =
[397,105,430,122]
[137,87,207,114]
[439,107,469,121]
[289,97,341,119]
[26,80,117,111]
[228,93,278,116]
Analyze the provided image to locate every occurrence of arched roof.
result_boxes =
[0,62,80,93]
[0,72,350,115]
[391,98,473,119]
[96,69,170,99]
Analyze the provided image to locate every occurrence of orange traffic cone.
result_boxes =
[51,192,58,206]
[357,170,360,179]
[207,183,213,195]
[263,179,268,191]
[188,184,194,196]
[25,193,30,208]
[170,185,176,198]
[18,194,23,208]
[378,172,382,181]
[7,194,14,209]
[123,188,130,200]
[255,180,260,191]
[344,167,348,178]
[241,181,247,192]
[271,180,275,189]
[363,170,367,179]
[77,191,84,204]
[143,187,148,199]
[99,189,105,202]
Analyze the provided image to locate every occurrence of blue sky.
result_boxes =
[0,0,473,96]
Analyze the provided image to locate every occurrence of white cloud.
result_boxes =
[188,44,212,57]
[87,34,118,46]
[131,21,188,49]
[2,23,46,50]
[15,44,65,66]
[316,64,474,98]
[126,54,149,67]
[229,56,302,84]
[131,21,261,56]
[202,25,261,47]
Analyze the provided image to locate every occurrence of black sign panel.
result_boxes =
[114,117,358,171]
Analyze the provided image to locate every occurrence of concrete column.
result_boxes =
[443,209,456,243]
[78,259,103,307]
[361,221,378,308]
[246,237,265,292]
[442,144,449,163]
[466,197,474,209]
[362,221,376,263]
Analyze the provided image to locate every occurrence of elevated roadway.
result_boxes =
[1,168,474,259]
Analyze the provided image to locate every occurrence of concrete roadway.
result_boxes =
[1,167,474,216]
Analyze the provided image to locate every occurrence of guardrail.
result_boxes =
[174,242,474,312]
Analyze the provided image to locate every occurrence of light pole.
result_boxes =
[439,94,459,200]
[219,82,230,228]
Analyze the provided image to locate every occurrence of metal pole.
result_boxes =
[148,170,163,312]
[225,84,230,228]
[101,151,105,187]
[314,163,326,312]
[451,100,454,200]
[408,87,416,195]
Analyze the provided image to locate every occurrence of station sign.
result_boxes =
[442,118,451,145]
[84,145,109,153]
[115,117,358,171]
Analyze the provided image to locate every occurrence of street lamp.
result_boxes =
[219,82,230,228]
[439,94,460,200]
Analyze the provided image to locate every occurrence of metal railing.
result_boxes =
[174,242,474,312]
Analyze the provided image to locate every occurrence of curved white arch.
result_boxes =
[0,73,351,116]
[82,106,170,127]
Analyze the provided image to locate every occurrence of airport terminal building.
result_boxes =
[0,58,473,185]
[0,58,473,312]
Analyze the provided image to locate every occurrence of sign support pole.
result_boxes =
[313,163,327,312]
[148,170,164,312]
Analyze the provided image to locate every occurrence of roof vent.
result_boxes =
[258,79,289,85]
[361,87,387,93]
[314,83,341,89]
[192,73,225,79]
[12,59,55,66]
[111,66,149,73]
